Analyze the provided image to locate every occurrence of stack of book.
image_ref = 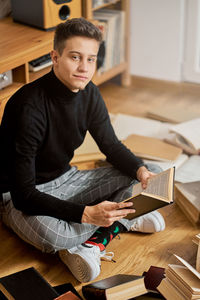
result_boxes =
[175,181,200,225]
[193,234,200,272]
[157,255,200,300]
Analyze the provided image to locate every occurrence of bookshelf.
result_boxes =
[82,0,131,86]
[0,2,130,121]
[0,17,54,121]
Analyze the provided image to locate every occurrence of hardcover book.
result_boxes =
[0,267,59,300]
[82,274,147,300]
[122,168,175,220]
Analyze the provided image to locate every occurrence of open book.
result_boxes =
[122,168,175,220]
[165,118,200,155]
[158,256,200,300]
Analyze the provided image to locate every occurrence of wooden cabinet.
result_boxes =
[82,0,131,86]
[0,17,54,121]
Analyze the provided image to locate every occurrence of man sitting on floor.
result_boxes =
[0,18,165,283]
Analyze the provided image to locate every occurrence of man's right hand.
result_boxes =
[81,200,135,227]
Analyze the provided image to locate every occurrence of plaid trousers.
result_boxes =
[1,164,161,253]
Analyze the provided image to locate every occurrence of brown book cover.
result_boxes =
[143,266,165,292]
[82,274,147,300]
[122,168,175,220]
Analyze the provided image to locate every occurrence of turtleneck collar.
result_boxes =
[43,68,81,102]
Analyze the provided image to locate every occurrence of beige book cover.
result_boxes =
[123,134,182,162]
[147,105,200,124]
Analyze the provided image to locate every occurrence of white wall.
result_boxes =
[130,0,185,82]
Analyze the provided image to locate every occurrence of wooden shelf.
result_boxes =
[29,66,52,82]
[0,17,54,122]
[93,62,127,85]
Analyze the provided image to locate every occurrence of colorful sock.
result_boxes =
[83,221,126,251]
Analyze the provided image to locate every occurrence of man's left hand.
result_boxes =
[136,166,155,189]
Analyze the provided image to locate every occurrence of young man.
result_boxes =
[0,18,165,283]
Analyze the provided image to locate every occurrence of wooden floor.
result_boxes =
[1,75,200,297]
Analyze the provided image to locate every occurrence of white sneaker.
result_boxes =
[130,211,165,233]
[59,244,114,283]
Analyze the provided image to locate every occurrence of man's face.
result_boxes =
[51,36,99,92]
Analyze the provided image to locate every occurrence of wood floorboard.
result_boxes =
[0,75,200,297]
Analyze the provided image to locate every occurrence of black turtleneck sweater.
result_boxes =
[0,70,144,223]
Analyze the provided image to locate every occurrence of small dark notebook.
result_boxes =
[0,267,59,300]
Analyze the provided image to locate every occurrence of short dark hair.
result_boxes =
[54,18,102,55]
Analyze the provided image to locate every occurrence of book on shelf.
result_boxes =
[158,254,200,300]
[146,105,200,124]
[93,9,125,73]
[123,134,182,162]
[175,155,200,183]
[0,267,59,300]
[82,274,148,300]
[122,167,175,220]
[164,118,200,155]
[174,181,200,225]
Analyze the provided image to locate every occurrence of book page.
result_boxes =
[144,154,188,171]
[174,254,200,280]
[132,168,173,201]
[111,113,167,140]
[170,118,200,151]
[175,155,200,183]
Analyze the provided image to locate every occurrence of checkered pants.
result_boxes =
[1,164,161,253]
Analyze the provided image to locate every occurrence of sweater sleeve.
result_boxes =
[11,103,85,223]
[88,90,145,178]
